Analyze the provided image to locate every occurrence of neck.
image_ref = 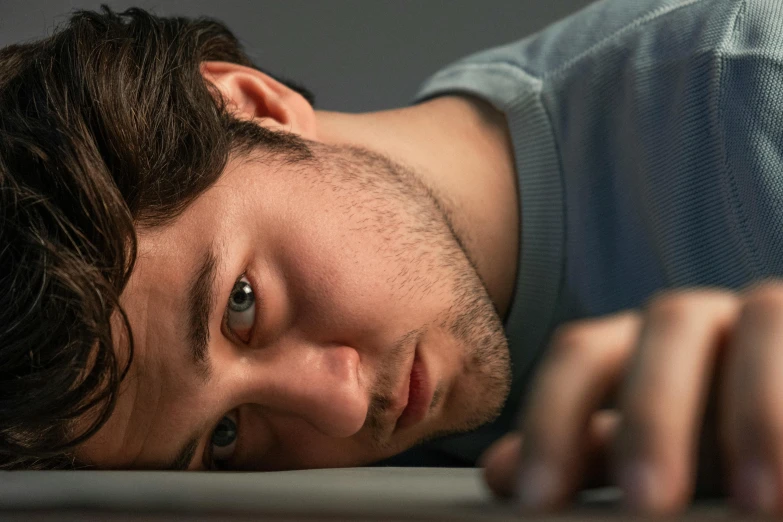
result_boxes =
[314,95,520,318]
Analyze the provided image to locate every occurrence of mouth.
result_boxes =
[393,346,433,432]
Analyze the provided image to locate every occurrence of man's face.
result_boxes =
[81,140,511,470]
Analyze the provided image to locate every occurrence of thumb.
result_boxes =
[480,432,523,498]
[480,411,621,500]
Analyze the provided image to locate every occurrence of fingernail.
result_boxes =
[735,458,779,513]
[618,460,661,510]
[516,461,559,510]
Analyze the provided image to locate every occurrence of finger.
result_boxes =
[614,290,739,514]
[481,432,523,498]
[516,311,642,511]
[582,410,622,490]
[722,284,783,514]
[482,410,620,499]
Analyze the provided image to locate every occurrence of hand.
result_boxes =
[480,281,783,514]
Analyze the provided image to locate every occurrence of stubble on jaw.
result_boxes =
[311,141,512,454]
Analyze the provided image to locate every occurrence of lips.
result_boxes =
[394,349,432,431]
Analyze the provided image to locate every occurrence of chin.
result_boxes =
[445,370,510,435]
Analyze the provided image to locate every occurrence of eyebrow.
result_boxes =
[167,243,222,471]
[186,244,219,381]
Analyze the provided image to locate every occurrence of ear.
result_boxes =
[200,61,317,140]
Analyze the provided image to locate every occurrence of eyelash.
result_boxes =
[223,272,258,344]
[208,274,255,470]
[209,273,259,469]
[206,409,241,471]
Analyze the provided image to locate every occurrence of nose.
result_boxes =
[240,340,369,438]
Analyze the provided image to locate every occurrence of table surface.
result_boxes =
[0,467,755,520]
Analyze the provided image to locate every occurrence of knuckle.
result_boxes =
[645,291,702,323]
[547,311,641,367]
[621,396,678,452]
[735,404,783,449]
[623,393,672,433]
[743,282,783,314]
[548,320,601,358]
[645,288,738,323]
[725,375,783,447]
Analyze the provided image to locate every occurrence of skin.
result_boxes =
[78,62,517,471]
[481,283,783,515]
[78,61,783,516]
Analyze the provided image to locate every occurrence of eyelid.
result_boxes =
[222,270,261,345]
[204,408,243,471]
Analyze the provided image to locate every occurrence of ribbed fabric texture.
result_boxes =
[399,0,783,465]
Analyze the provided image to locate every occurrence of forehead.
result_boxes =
[80,152,319,467]
[78,163,239,467]
[78,234,207,467]
[129,154,258,286]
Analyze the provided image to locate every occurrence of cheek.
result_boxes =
[273,184,461,344]
[277,209,396,328]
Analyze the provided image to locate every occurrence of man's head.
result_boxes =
[0,6,511,470]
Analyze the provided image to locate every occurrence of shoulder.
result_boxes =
[714,0,783,277]
[429,1,744,81]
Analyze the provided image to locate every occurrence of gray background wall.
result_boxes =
[0,0,593,112]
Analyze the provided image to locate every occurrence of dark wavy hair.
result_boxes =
[0,6,315,469]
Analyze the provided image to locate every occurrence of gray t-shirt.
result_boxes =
[380,0,783,466]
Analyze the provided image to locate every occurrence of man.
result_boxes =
[2,0,783,515]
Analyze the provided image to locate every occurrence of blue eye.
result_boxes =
[210,411,238,467]
[227,276,255,340]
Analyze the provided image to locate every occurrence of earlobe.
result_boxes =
[200,61,317,140]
